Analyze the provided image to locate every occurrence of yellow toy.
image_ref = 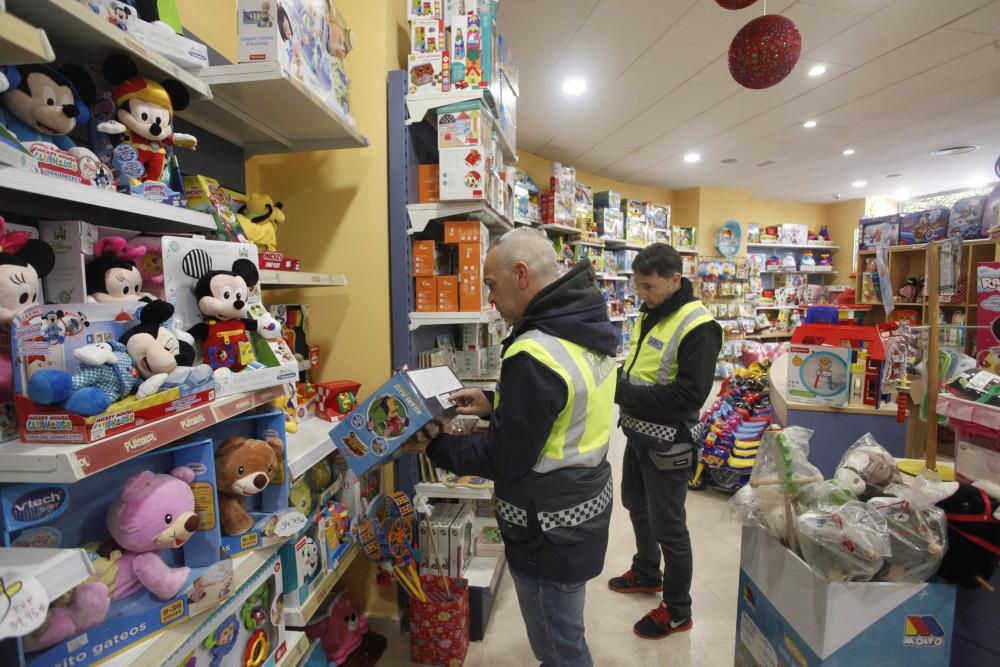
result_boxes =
[236,193,285,252]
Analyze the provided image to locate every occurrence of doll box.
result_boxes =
[786,345,852,407]
[736,527,955,667]
[975,262,1000,372]
[858,215,900,250]
[329,366,461,475]
[38,220,139,305]
[899,208,949,245]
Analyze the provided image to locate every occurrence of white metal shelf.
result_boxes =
[569,238,605,248]
[407,201,513,236]
[259,270,348,289]
[747,243,839,252]
[286,417,336,481]
[610,316,626,323]
[404,88,517,163]
[596,274,629,281]
[6,0,210,101]
[0,10,54,64]
[541,223,582,236]
[0,166,215,234]
[0,547,94,603]
[409,309,501,331]
[415,481,494,500]
[180,62,367,156]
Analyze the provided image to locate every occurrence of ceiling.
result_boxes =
[497,0,1000,203]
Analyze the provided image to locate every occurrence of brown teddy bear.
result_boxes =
[215,436,284,536]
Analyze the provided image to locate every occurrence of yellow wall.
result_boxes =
[827,199,866,277]
[516,150,674,208]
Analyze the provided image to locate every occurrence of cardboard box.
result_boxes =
[948,196,987,240]
[408,51,447,95]
[450,11,496,91]
[408,0,442,19]
[416,276,438,312]
[418,164,440,203]
[736,527,955,667]
[899,208,950,245]
[411,17,444,53]
[444,220,487,244]
[779,223,809,246]
[438,101,493,149]
[457,243,484,312]
[859,215,900,250]
[413,240,438,276]
[449,502,475,577]
[437,275,459,311]
[976,262,1000,372]
[786,345,852,407]
[440,146,488,200]
[329,366,462,475]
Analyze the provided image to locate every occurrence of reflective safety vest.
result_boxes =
[495,330,615,473]
[623,300,715,387]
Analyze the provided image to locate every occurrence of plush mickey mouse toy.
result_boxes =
[119,300,213,398]
[187,258,280,372]
[86,237,152,303]
[0,64,95,150]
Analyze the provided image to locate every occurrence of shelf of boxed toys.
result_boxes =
[0,547,95,612]
[6,0,211,102]
[415,481,494,501]
[408,309,502,331]
[513,215,540,226]
[0,10,54,64]
[286,417,338,482]
[0,384,287,484]
[284,544,360,627]
[857,238,996,257]
[747,243,840,252]
[0,166,215,234]
[569,238,606,249]
[595,273,629,282]
[406,201,513,236]
[259,270,349,289]
[609,316,626,323]
[541,223,583,236]
[179,62,368,156]
[404,88,517,163]
[760,271,839,276]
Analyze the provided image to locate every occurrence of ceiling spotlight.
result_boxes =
[842,148,855,156]
[808,65,827,77]
[561,78,586,96]
[852,180,867,188]
[930,145,978,157]
[683,152,701,163]
[897,188,909,199]
[803,120,817,129]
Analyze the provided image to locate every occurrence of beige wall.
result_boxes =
[516,150,674,208]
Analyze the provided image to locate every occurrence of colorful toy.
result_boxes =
[818,225,830,241]
[119,300,213,398]
[934,480,1000,589]
[765,255,781,271]
[215,436,285,536]
[203,615,240,667]
[834,434,902,499]
[125,235,165,299]
[799,251,815,270]
[236,193,285,253]
[899,208,949,245]
[85,236,152,303]
[816,252,832,269]
[289,477,314,518]
[27,340,141,416]
[0,64,94,150]
[781,253,797,271]
[303,591,374,666]
[866,496,946,583]
[858,215,900,250]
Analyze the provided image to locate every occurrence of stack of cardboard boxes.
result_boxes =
[418,502,475,578]
[437,100,505,208]
[413,221,488,314]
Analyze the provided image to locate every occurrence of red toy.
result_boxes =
[316,380,362,422]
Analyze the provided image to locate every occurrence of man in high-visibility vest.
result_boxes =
[405,227,617,667]
[608,243,722,640]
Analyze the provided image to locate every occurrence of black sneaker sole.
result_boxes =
[608,581,663,594]
[633,620,693,640]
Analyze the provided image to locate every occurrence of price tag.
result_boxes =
[0,575,49,640]
[272,511,308,538]
[966,371,995,392]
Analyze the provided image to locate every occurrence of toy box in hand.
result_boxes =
[858,215,900,250]
[330,366,462,475]
[11,303,215,443]
[0,439,235,667]
[899,208,949,245]
[736,527,955,667]
[948,196,987,240]
[162,237,299,397]
[786,345,851,407]
[976,262,1000,373]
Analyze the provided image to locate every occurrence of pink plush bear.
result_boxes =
[304,590,368,665]
[25,467,199,652]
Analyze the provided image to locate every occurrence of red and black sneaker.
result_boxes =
[607,568,663,594]
[634,602,693,640]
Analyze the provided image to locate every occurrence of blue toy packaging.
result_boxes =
[329,366,461,476]
[0,439,235,667]
[899,207,949,245]
[947,196,986,240]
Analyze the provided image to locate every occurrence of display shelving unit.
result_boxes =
[0,9,54,64]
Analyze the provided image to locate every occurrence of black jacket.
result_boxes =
[427,259,617,582]
[616,278,723,438]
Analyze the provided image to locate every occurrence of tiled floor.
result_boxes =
[375,401,742,666]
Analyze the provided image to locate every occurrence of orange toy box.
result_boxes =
[413,240,437,277]
[418,164,440,203]
[458,243,486,312]
[416,277,438,312]
[444,220,487,245]
[437,276,459,312]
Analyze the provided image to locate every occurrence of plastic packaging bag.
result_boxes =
[796,501,891,582]
[795,479,856,513]
[866,496,947,583]
[749,427,823,494]
[727,483,794,540]
[834,433,902,499]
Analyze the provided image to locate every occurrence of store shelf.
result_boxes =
[745,332,795,340]
[6,0,210,101]
[259,270,348,289]
[569,238,605,248]
[0,10,54,64]
[286,417,337,481]
[404,88,516,162]
[407,201,513,235]
[0,384,287,484]
[760,270,838,276]
[602,237,626,248]
[747,243,839,252]
[676,248,699,255]
[595,273,628,282]
[415,481,494,500]
[857,237,994,256]
[513,215,540,226]
[409,309,501,331]
[279,631,310,666]
[755,305,810,311]
[541,223,583,236]
[0,547,94,602]
[610,316,626,323]
[283,545,360,627]
[0,166,215,234]
[625,312,640,318]
[180,62,367,156]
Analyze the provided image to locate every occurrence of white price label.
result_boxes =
[0,575,49,640]
[966,371,994,393]
[273,511,308,538]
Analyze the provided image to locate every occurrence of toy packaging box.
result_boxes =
[438,101,494,149]
[779,224,808,246]
[672,226,697,250]
[411,17,445,54]
[183,174,251,244]
[450,11,496,91]
[786,345,852,407]
[0,439,236,667]
[596,208,624,240]
[948,196,986,240]
[408,52,448,95]
[899,208,949,245]
[330,366,462,475]
[736,527,955,667]
[408,0,442,19]
[859,215,900,250]
[976,262,1000,372]
[10,303,214,443]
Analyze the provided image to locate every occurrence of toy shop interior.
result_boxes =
[0,1,999,666]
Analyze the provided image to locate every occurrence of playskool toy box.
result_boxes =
[330,366,462,475]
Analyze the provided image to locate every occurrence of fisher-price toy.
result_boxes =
[203,615,240,667]
[799,251,815,270]
[781,253,797,272]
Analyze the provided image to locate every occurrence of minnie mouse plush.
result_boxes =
[86,236,153,303]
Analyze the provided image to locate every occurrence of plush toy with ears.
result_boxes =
[935,480,1000,589]
[215,436,285,536]
[27,340,140,416]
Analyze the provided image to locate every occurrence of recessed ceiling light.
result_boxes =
[803,120,817,129]
[897,188,909,199]
[721,158,738,164]
[561,77,586,96]
[757,160,775,167]
[842,148,855,156]
[808,65,827,77]
[929,145,978,157]
[683,152,701,163]
[852,180,867,188]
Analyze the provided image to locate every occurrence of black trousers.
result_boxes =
[621,439,693,619]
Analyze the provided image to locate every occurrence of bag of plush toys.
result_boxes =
[796,501,892,582]
[834,433,902,499]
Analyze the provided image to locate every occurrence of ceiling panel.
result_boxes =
[949,1,1000,35]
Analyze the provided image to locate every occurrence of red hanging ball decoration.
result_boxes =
[716,0,759,9]
[728,15,802,90]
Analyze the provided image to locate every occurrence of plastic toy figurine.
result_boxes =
[799,251,816,270]
[236,193,285,253]
[817,252,832,268]
[303,591,371,666]
[781,253,797,272]
[86,236,153,303]
[27,340,141,416]
[818,225,830,241]
[119,300,213,398]
[765,255,781,271]
[214,436,284,536]
[203,615,240,667]
[898,277,924,301]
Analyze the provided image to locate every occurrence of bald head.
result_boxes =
[483,227,560,324]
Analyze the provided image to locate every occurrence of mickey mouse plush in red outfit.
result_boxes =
[97,54,196,184]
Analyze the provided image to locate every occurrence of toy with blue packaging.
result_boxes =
[898,207,949,245]
[947,195,986,240]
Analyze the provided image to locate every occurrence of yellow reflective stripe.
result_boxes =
[504,337,574,461]
[659,305,714,384]
[627,301,714,385]
[569,345,615,455]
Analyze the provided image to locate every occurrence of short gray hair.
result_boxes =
[488,227,559,279]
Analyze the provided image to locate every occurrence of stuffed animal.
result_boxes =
[119,299,213,398]
[215,436,284,536]
[302,536,320,580]
[97,53,196,184]
[185,256,280,372]
[86,236,153,303]
[24,467,198,652]
[935,480,1000,588]
[796,501,890,582]
[866,496,946,582]
[303,591,370,666]
[236,194,285,253]
[0,64,95,150]
[290,477,314,518]
[834,436,901,499]
[27,340,140,416]
[125,235,165,299]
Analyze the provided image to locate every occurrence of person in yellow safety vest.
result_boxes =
[607,243,722,640]
[404,227,617,667]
